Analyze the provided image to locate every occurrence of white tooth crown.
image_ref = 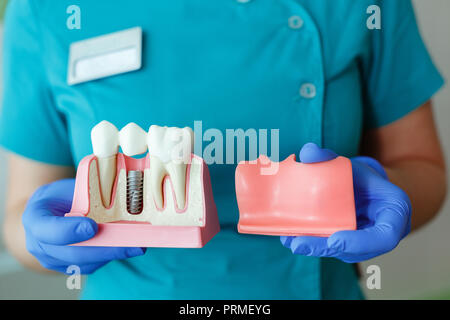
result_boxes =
[91,121,119,157]
[148,125,194,164]
[119,123,148,156]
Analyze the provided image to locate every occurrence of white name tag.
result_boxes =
[67,27,142,85]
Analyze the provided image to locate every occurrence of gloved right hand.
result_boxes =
[280,143,411,263]
[22,178,145,274]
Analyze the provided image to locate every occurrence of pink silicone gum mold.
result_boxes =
[65,153,220,247]
[235,155,356,237]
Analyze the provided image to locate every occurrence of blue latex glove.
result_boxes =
[22,179,145,274]
[281,143,411,263]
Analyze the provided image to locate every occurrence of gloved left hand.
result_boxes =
[281,143,411,263]
[22,179,146,274]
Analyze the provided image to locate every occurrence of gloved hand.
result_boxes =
[22,179,145,274]
[281,143,411,263]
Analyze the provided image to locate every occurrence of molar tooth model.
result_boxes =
[235,155,356,237]
[65,121,220,247]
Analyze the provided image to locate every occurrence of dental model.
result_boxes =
[148,125,194,211]
[91,121,119,208]
[65,121,220,247]
[235,155,356,237]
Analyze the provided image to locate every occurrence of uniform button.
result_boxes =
[299,83,316,99]
[288,15,304,29]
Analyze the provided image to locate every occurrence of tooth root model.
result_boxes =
[65,122,220,248]
[91,121,119,208]
[147,125,194,210]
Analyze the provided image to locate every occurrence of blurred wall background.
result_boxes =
[0,0,449,299]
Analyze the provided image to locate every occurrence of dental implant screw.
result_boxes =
[127,170,144,215]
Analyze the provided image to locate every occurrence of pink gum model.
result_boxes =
[235,155,356,237]
[65,153,220,247]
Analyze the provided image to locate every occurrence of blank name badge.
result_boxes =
[67,27,142,85]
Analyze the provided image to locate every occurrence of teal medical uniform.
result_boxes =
[0,0,443,299]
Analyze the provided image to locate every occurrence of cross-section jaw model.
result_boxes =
[235,155,356,237]
[65,121,220,247]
